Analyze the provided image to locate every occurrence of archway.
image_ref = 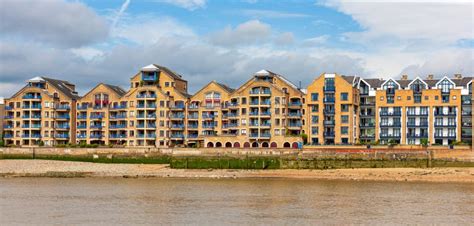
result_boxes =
[261,142,269,148]
[207,142,214,148]
[283,142,291,148]
[292,142,299,149]
[252,142,259,148]
[270,142,278,148]
[243,142,250,148]
[225,142,232,148]
[215,142,222,147]
[233,142,240,148]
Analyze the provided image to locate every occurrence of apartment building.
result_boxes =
[305,73,360,145]
[1,65,472,147]
[3,77,79,146]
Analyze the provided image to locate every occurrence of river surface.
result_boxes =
[1,178,473,225]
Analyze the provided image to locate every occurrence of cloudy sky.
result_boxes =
[0,0,472,97]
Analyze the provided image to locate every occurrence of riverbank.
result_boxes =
[1,160,473,183]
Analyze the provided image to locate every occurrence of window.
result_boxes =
[341,104,349,112]
[383,79,399,94]
[387,96,394,104]
[340,93,348,101]
[435,96,439,100]
[241,98,247,105]
[424,96,429,100]
[165,82,169,87]
[437,79,454,93]
[311,127,319,135]
[311,116,319,124]
[442,95,449,103]
[311,105,319,113]
[410,79,426,93]
[311,93,319,101]
[241,129,247,135]
[407,96,411,101]
[274,97,280,105]
[341,127,348,135]
[274,129,280,135]
[397,96,401,100]
[341,115,349,123]
[414,96,421,103]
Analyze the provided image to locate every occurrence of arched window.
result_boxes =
[215,142,222,147]
[225,142,232,148]
[233,142,240,148]
[251,142,259,148]
[207,142,214,148]
[243,142,250,148]
[437,79,454,93]
[270,142,278,148]
[283,142,291,148]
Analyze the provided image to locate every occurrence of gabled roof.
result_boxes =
[42,77,79,99]
[380,78,401,89]
[150,64,186,81]
[81,83,126,99]
[452,77,473,87]
[360,78,385,88]
[103,84,126,96]
[407,77,428,88]
[341,75,355,85]
[191,81,234,98]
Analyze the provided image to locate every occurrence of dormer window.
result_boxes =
[383,80,399,94]
[409,79,426,93]
[437,79,454,93]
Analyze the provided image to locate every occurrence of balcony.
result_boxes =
[323,120,335,126]
[137,103,156,109]
[77,134,87,139]
[55,115,70,119]
[170,114,184,119]
[109,134,127,139]
[90,134,103,139]
[89,114,103,119]
[55,134,69,139]
[288,102,302,107]
[111,105,127,110]
[227,113,239,117]
[187,124,198,129]
[406,133,428,138]
[4,125,14,129]
[77,125,87,129]
[136,94,156,99]
[380,123,402,127]
[187,134,198,138]
[360,112,375,117]
[249,90,271,95]
[324,132,335,137]
[77,115,87,119]
[434,111,456,116]
[323,98,335,103]
[171,124,185,129]
[250,100,259,105]
[462,122,472,127]
[407,123,429,127]
[146,134,157,139]
[324,86,335,92]
[323,109,335,115]
[434,134,456,139]
[77,105,88,110]
[110,114,127,119]
[288,112,302,117]
[229,103,239,108]
[462,111,472,116]
[202,124,215,129]
[56,105,70,110]
[288,122,302,128]
[4,134,13,139]
[4,115,14,119]
[222,123,238,129]
[360,123,375,128]
[90,125,102,129]
[31,115,42,119]
[170,134,184,139]
[5,106,13,110]
[142,73,157,81]
[109,124,127,129]
[22,94,41,99]
[380,111,402,116]
[55,125,70,129]
[434,123,457,127]
[406,112,428,116]
[170,104,185,110]
[379,134,401,138]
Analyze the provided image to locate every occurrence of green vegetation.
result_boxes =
[420,138,429,147]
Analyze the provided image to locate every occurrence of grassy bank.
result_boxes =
[2,153,473,169]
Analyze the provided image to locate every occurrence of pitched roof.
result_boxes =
[341,75,355,85]
[215,82,235,93]
[42,77,79,99]
[151,64,186,81]
[362,78,385,88]
[103,84,126,96]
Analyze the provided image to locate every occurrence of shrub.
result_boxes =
[300,133,308,145]
[39,141,45,147]
[420,138,429,147]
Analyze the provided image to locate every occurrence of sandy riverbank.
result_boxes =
[1,160,473,183]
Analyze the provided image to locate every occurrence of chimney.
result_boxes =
[401,75,408,80]
[454,74,462,79]
[427,74,434,80]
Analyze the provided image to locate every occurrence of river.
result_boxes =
[1,178,473,225]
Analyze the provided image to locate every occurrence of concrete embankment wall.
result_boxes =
[1,147,473,169]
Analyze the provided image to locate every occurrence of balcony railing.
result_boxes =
[323,120,335,126]
[136,94,156,99]
[324,86,335,92]
[380,123,402,127]
[434,123,457,127]
[55,134,69,139]
[323,98,335,103]
[109,124,127,129]
[379,134,401,138]
[22,94,41,99]
[109,134,127,139]
[380,111,402,116]
[324,132,335,137]
[406,112,428,116]
[406,133,428,138]
[407,123,429,127]
[90,134,103,139]
[434,111,456,116]
[434,134,456,139]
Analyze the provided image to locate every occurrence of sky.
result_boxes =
[0,0,472,97]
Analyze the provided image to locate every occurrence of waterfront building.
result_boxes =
[1,65,472,147]
[3,77,79,146]
[305,73,360,145]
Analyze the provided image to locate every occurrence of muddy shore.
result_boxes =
[1,160,473,183]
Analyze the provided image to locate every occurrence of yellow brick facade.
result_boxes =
[2,66,472,148]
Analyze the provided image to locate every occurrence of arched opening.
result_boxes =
[233,142,240,148]
[292,142,299,149]
[243,142,250,148]
[215,142,222,147]
[270,142,278,148]
[283,142,291,148]
[225,142,232,148]
[207,142,214,148]
[261,142,269,148]
[252,142,259,148]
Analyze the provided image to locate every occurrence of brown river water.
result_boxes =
[1,178,473,225]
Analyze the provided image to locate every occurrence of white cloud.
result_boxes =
[112,0,131,29]
[0,0,109,47]
[155,0,206,10]
[242,9,311,19]
[210,20,272,46]
[113,16,196,45]
[274,32,295,46]
[302,35,330,46]
[71,47,104,61]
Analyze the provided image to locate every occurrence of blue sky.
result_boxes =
[0,0,472,96]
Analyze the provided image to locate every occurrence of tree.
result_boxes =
[300,133,308,145]
[420,138,429,147]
